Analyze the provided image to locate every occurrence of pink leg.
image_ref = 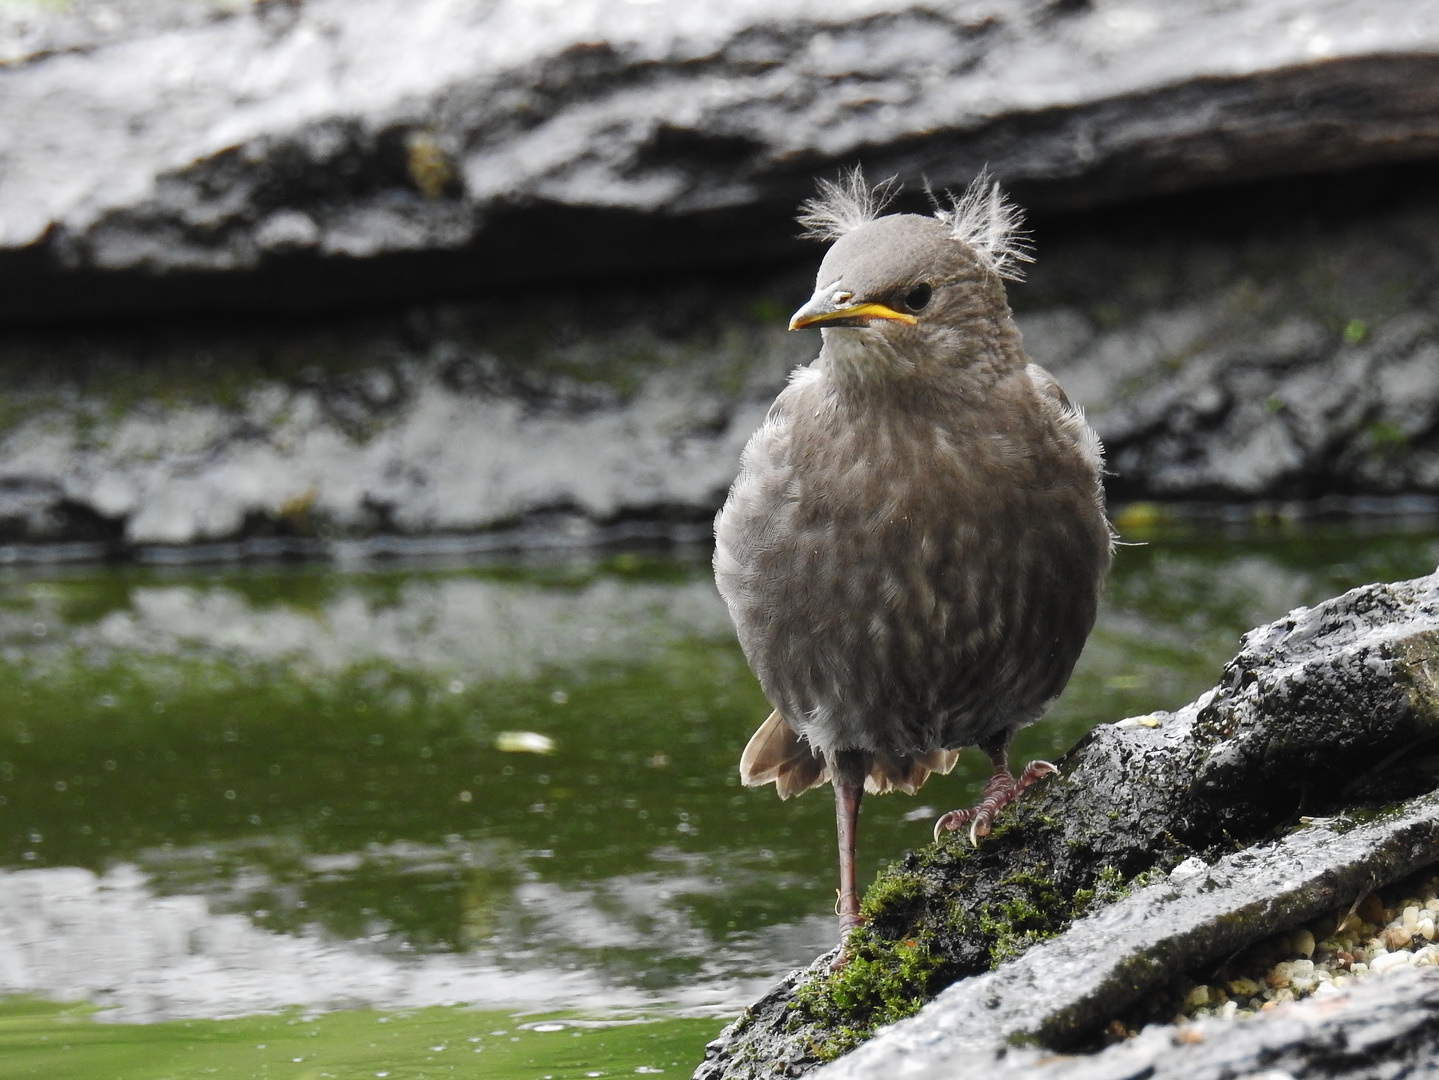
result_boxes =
[829,751,867,969]
[934,751,1056,847]
[834,774,864,936]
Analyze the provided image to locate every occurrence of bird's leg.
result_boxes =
[830,750,868,964]
[933,747,1056,846]
[834,779,864,932]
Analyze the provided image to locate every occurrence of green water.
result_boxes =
[0,998,719,1079]
[0,519,1436,1077]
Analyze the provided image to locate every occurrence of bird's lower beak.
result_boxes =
[788,295,917,331]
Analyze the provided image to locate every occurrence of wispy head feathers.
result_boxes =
[931,168,1034,282]
[796,166,900,241]
[797,165,1034,281]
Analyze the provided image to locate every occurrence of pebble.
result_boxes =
[1174,874,1439,1025]
[1183,985,1212,1010]
[1226,976,1262,997]
[1370,950,1413,973]
[1383,926,1413,949]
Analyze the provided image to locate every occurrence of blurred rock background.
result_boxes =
[3,0,1439,552]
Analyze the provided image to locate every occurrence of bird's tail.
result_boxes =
[739,710,961,798]
[739,711,829,799]
[863,748,960,795]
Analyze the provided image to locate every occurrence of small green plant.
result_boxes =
[792,931,944,1061]
[977,872,1065,966]
[1070,863,1131,919]
[858,865,924,920]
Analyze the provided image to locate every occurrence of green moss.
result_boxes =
[858,864,924,920]
[791,931,944,1061]
[801,835,1159,1055]
[979,874,1060,965]
[979,904,1049,965]
[979,861,1154,966]
[1070,864,1131,919]
[1093,863,1129,901]
[1127,868,1164,890]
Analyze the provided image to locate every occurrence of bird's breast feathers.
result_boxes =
[715,358,1107,608]
[764,360,1101,498]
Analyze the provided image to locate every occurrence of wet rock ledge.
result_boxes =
[694,570,1439,1080]
[7,0,1439,548]
[7,164,1439,553]
[3,0,1438,320]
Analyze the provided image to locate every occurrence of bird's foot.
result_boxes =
[829,896,866,969]
[933,759,1057,846]
[830,917,866,971]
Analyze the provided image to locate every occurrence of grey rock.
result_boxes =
[824,793,1439,1079]
[694,570,1439,1079]
[11,178,1439,545]
[0,284,812,548]
[987,967,1439,1080]
[1020,186,1439,502]
[4,0,1439,317]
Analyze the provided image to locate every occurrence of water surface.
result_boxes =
[0,520,1436,1037]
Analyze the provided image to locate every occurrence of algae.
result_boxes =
[0,996,723,1080]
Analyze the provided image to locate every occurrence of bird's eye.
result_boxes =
[904,283,933,312]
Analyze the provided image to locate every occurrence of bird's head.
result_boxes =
[789,168,1033,386]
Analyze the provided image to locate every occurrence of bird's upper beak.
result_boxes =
[788,287,917,331]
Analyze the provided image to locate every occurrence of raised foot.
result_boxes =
[933,759,1057,846]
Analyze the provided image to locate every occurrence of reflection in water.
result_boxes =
[0,859,819,1023]
[5,569,733,679]
[0,525,1435,1022]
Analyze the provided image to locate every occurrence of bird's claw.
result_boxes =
[930,805,994,846]
[932,807,974,843]
[933,759,1059,847]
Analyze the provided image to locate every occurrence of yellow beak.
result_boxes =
[788,300,917,332]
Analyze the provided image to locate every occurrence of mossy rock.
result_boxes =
[696,575,1439,1080]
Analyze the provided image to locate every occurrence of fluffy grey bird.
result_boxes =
[714,169,1112,941]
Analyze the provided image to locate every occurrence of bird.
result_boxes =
[713,168,1112,944]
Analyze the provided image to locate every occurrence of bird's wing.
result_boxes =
[1025,360,1079,415]
[739,710,829,799]
[1025,362,1105,475]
